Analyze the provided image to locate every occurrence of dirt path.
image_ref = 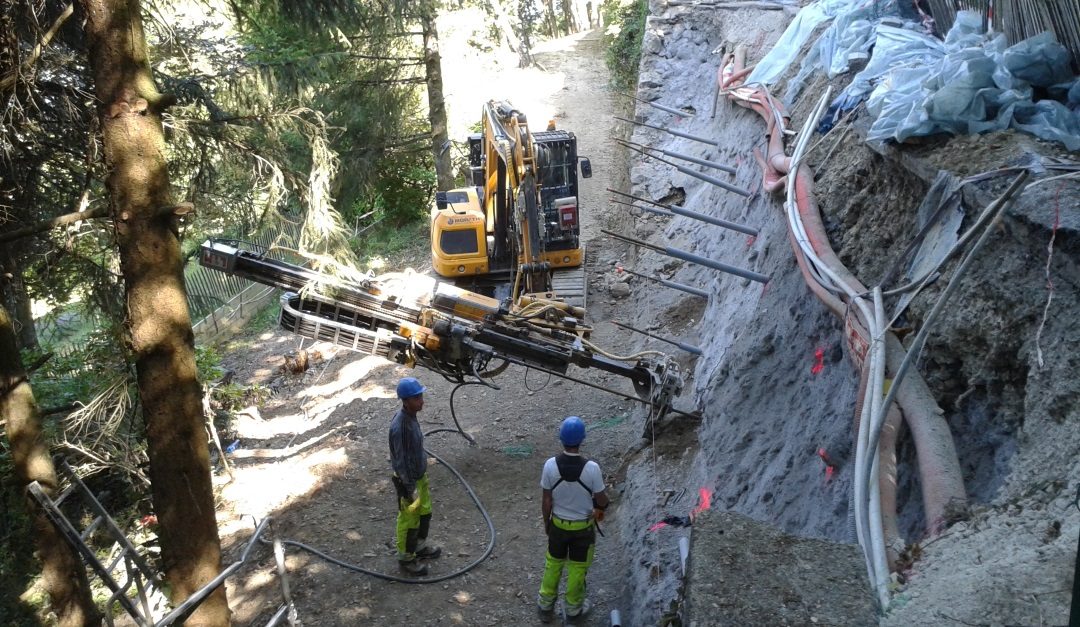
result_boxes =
[217,31,649,626]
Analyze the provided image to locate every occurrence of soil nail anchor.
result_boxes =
[616,266,709,299]
[602,229,769,284]
[609,320,703,355]
[608,188,758,236]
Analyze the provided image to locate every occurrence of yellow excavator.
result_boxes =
[430,100,592,306]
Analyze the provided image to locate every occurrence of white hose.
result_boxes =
[783,88,891,608]
[867,289,890,607]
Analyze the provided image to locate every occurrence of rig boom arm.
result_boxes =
[199,241,684,415]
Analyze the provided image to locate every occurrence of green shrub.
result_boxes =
[602,0,649,90]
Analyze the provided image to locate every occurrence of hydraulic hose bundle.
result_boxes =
[714,43,1016,609]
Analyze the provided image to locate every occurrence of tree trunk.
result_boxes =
[487,1,532,67]
[0,246,38,350]
[560,0,579,34]
[421,8,454,191]
[78,1,228,625]
[543,0,559,37]
[1,305,100,626]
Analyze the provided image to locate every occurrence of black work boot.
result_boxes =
[398,558,428,577]
[415,545,442,559]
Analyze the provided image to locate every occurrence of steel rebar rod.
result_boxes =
[609,197,673,218]
[618,138,736,174]
[610,320,703,355]
[618,266,709,298]
[614,115,720,147]
[602,228,769,284]
[617,91,696,118]
[608,188,758,236]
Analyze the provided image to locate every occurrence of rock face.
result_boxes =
[610,1,1080,625]
[684,511,877,626]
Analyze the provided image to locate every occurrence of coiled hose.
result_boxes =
[263,380,496,584]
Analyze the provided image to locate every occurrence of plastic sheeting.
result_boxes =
[745,0,883,86]
[861,12,1080,149]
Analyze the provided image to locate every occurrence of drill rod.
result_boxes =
[602,228,769,284]
[610,320,704,355]
[617,266,709,299]
[608,188,758,236]
[495,354,701,421]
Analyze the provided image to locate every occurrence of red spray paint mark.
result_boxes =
[817,448,836,483]
[811,347,825,375]
[746,235,756,248]
[760,282,770,297]
[138,514,158,527]
[649,521,669,532]
[690,487,714,521]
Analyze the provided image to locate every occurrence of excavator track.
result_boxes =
[550,244,587,309]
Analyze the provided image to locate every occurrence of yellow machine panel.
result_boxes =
[431,187,489,278]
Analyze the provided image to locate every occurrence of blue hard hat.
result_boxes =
[559,416,586,446]
[397,377,426,399]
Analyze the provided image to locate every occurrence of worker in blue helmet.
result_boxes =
[536,416,609,621]
[389,377,441,576]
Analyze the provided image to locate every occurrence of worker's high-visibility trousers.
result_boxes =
[538,516,595,614]
[395,473,432,561]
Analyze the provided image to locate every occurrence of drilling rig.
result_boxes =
[199,241,685,418]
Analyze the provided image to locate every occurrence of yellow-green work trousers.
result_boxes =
[395,473,432,561]
[538,515,595,613]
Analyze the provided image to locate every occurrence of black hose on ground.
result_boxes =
[263,384,495,584]
[272,446,495,585]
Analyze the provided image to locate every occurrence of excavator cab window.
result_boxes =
[440,229,480,255]
[579,157,592,178]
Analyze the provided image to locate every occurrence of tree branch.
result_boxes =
[0,4,76,93]
[0,206,109,244]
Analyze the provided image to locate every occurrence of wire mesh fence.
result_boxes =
[187,221,302,341]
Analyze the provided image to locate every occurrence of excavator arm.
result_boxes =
[199,240,684,417]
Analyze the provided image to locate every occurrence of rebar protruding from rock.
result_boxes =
[618,138,735,174]
[618,91,695,118]
[603,229,769,284]
[617,266,710,299]
[614,115,719,148]
[610,319,704,355]
[608,188,758,236]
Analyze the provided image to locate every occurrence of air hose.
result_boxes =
[264,382,496,585]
